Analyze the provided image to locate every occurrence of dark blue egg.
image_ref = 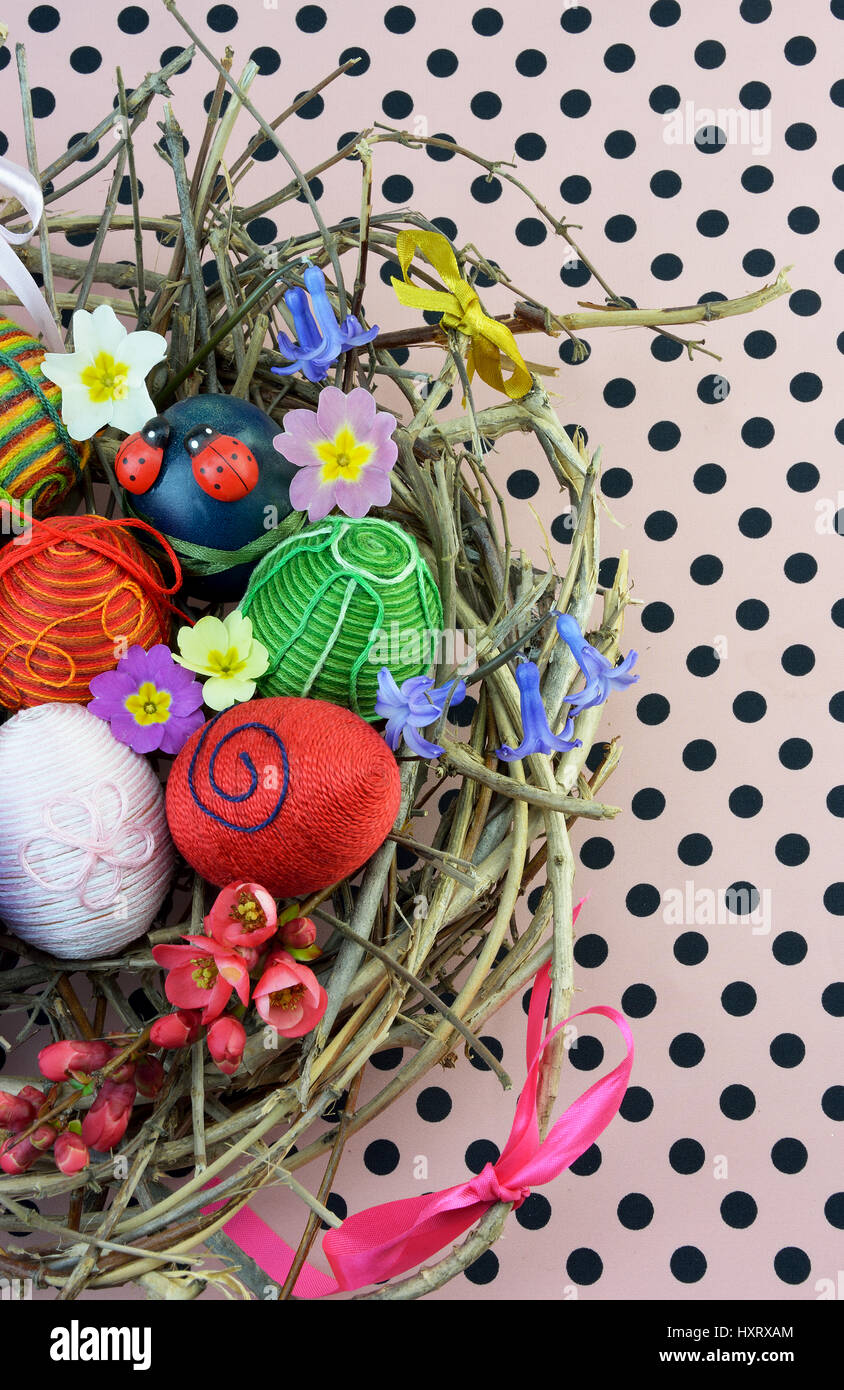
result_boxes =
[123,394,297,601]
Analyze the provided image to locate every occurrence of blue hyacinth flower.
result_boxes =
[273,265,379,383]
[496,660,582,762]
[555,611,639,714]
[375,668,467,759]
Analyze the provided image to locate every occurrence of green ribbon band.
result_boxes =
[121,496,306,577]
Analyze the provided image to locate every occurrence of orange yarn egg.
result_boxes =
[0,514,181,710]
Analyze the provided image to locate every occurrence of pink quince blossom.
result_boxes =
[150,1009,204,1049]
[205,881,278,950]
[81,1079,136,1152]
[0,1089,37,1132]
[279,915,321,961]
[38,1039,115,1082]
[152,936,251,1024]
[54,1131,90,1175]
[253,950,327,1039]
[206,1016,247,1076]
[0,1124,57,1174]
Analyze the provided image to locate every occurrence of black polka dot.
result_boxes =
[471,175,502,204]
[515,132,546,161]
[648,420,681,450]
[641,602,674,633]
[649,84,680,114]
[677,833,712,867]
[605,214,637,243]
[207,4,237,31]
[417,1086,452,1122]
[370,1047,404,1071]
[605,129,636,158]
[515,48,547,76]
[622,984,657,1018]
[516,1193,551,1230]
[822,982,844,1016]
[682,740,716,772]
[774,1247,811,1284]
[472,8,502,35]
[787,461,819,491]
[561,6,592,33]
[721,981,757,1016]
[779,737,813,769]
[742,163,774,192]
[724,881,760,916]
[720,1191,757,1228]
[651,169,682,198]
[250,47,281,76]
[771,1137,807,1173]
[381,90,413,119]
[632,788,665,820]
[565,1247,602,1285]
[784,552,817,584]
[570,1143,602,1176]
[569,1035,605,1072]
[382,174,413,204]
[294,91,324,120]
[574,933,608,968]
[70,45,102,73]
[626,884,661,916]
[651,253,683,280]
[605,43,635,72]
[669,1033,705,1067]
[427,48,458,76]
[694,463,726,493]
[561,175,591,203]
[340,46,370,75]
[516,217,546,246]
[770,1033,806,1068]
[364,1139,399,1174]
[720,1084,756,1119]
[618,1193,654,1229]
[789,205,820,235]
[728,785,763,819]
[695,39,726,68]
[645,510,678,541]
[733,690,766,722]
[296,4,326,29]
[740,0,771,19]
[28,5,60,30]
[465,1139,500,1173]
[790,371,823,402]
[690,554,723,585]
[740,80,771,109]
[697,209,729,237]
[637,693,670,725]
[772,932,807,967]
[30,88,56,119]
[669,1138,705,1174]
[786,121,817,151]
[464,1250,499,1284]
[468,1035,503,1073]
[579,836,615,869]
[561,89,591,118]
[686,646,720,677]
[695,125,727,154]
[736,598,768,629]
[620,1087,653,1122]
[507,468,539,500]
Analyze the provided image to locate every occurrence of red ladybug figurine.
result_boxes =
[114,414,171,494]
[183,424,259,501]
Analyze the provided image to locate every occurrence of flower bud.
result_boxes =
[38,1039,115,1082]
[280,916,316,950]
[0,1089,36,1133]
[81,1080,136,1152]
[206,1016,247,1076]
[135,1055,165,1099]
[54,1130,90,1175]
[150,1009,203,1049]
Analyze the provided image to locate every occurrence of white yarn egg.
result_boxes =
[0,703,175,959]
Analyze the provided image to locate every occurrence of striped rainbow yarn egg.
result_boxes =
[0,316,90,519]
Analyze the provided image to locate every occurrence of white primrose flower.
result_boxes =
[39,303,167,441]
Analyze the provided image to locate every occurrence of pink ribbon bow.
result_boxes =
[208,937,634,1297]
[0,154,64,352]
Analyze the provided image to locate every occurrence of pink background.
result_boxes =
[1,0,842,1300]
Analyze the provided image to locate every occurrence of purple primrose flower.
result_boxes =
[88,644,205,756]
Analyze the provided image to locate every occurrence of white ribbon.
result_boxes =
[0,153,64,353]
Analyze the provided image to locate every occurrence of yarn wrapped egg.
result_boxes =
[0,514,178,710]
[239,515,442,720]
[0,316,90,521]
[166,696,401,896]
[117,393,300,600]
[0,703,175,960]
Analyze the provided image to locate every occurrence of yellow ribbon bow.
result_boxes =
[390,229,533,400]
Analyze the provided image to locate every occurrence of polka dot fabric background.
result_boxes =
[1,0,842,1301]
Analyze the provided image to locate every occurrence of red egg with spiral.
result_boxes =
[165,697,401,896]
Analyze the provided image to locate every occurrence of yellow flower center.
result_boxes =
[205,646,249,679]
[230,892,265,933]
[80,351,130,404]
[315,424,373,484]
[124,681,171,726]
[191,958,218,991]
[270,985,305,1012]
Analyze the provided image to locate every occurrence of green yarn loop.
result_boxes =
[240,515,443,720]
[121,496,306,576]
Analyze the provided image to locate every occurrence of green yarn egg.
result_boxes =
[239,516,442,720]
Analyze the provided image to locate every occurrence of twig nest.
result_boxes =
[165,696,401,895]
[239,515,442,719]
[119,393,300,600]
[0,317,91,519]
[0,515,172,709]
[0,703,174,959]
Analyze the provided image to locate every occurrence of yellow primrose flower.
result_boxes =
[124,681,172,727]
[174,611,269,712]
